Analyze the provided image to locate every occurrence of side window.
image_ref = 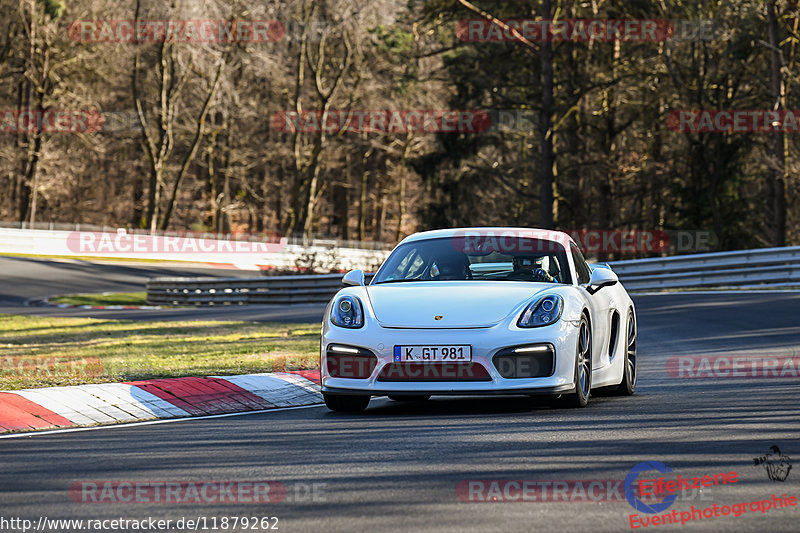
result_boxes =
[383,248,422,280]
[570,244,592,285]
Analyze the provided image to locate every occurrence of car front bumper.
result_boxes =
[321,318,579,396]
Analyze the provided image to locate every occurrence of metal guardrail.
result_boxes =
[147,274,345,305]
[146,273,377,305]
[607,246,800,290]
[146,247,800,305]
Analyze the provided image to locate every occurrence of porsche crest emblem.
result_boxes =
[434,315,443,320]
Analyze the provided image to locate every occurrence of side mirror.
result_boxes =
[587,267,618,294]
[342,269,366,287]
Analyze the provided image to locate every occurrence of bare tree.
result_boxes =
[766,0,787,246]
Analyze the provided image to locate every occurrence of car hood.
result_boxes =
[366,281,552,328]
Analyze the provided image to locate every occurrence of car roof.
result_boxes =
[398,227,574,247]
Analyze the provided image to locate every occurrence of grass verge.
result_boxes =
[0,314,319,390]
[49,292,149,306]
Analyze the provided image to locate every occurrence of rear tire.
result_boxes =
[324,394,370,412]
[558,315,592,408]
[388,395,431,402]
[613,311,637,396]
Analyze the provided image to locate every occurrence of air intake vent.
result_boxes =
[492,344,555,378]
[608,311,620,359]
[377,362,491,381]
[326,345,377,379]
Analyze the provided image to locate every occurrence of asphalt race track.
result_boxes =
[1,256,799,532]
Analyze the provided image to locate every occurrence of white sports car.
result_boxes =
[320,227,637,412]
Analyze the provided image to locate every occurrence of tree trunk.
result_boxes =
[538,0,555,229]
[358,148,371,241]
[287,3,310,237]
[130,169,145,228]
[396,172,406,242]
[374,193,385,242]
[301,133,325,237]
[22,2,47,227]
[145,168,161,232]
[159,62,224,230]
[766,0,787,246]
[334,152,350,240]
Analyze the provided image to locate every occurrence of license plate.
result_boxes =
[393,345,472,362]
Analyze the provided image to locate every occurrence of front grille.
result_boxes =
[492,344,555,378]
[326,346,377,379]
[377,362,491,382]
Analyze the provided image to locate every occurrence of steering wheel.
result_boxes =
[533,267,555,282]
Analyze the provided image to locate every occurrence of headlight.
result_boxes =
[518,295,563,328]
[331,295,364,328]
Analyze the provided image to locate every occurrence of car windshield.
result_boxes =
[372,237,572,284]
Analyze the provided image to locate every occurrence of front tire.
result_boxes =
[324,394,370,412]
[559,315,592,408]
